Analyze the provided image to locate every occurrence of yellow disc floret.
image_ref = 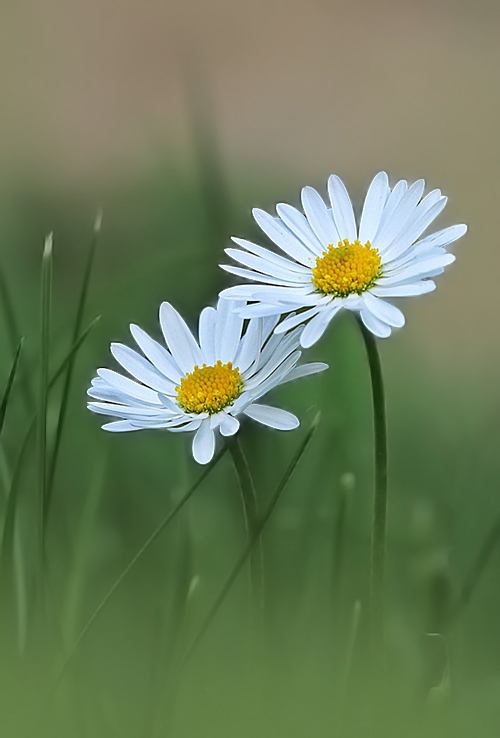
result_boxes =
[311,239,381,297]
[176,361,243,415]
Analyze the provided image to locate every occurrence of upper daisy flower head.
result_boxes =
[87,299,327,464]
[220,172,467,347]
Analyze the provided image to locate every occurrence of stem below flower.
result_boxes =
[229,435,264,631]
[357,318,388,664]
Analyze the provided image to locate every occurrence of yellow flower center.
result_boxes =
[176,361,243,415]
[311,239,381,297]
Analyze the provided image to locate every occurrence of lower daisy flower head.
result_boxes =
[219,172,467,347]
[87,299,327,464]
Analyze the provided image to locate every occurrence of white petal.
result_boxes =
[327,175,357,243]
[300,307,339,348]
[379,253,455,285]
[244,404,299,430]
[102,421,141,432]
[359,172,390,244]
[301,186,340,247]
[234,318,261,375]
[371,281,436,297]
[382,197,448,263]
[96,369,160,404]
[413,224,467,252]
[231,238,311,274]
[219,414,240,436]
[252,209,316,265]
[198,306,217,366]
[360,309,392,338]
[110,343,177,395]
[215,298,245,364]
[274,307,321,335]
[220,264,300,287]
[280,362,328,383]
[236,303,285,318]
[275,203,324,255]
[159,303,203,375]
[192,421,216,464]
[363,293,405,328]
[130,324,182,384]
[374,179,425,252]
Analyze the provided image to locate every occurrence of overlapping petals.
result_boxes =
[220,172,467,346]
[87,299,327,464]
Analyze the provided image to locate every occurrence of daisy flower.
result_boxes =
[87,299,327,464]
[220,172,467,346]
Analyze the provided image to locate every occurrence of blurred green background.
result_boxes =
[0,0,499,735]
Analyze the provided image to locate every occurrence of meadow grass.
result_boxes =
[0,150,498,738]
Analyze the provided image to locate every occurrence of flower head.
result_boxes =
[220,172,467,346]
[87,299,327,464]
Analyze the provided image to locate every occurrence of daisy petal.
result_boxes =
[300,307,339,348]
[327,175,357,243]
[159,302,203,375]
[374,179,425,252]
[276,203,324,255]
[192,421,216,464]
[360,309,392,338]
[102,421,140,432]
[359,172,389,243]
[301,186,340,247]
[253,208,316,265]
[110,343,177,395]
[281,362,328,383]
[244,404,299,430]
[219,414,240,436]
[198,306,217,366]
[371,281,436,297]
[130,324,182,384]
[215,299,245,364]
[363,293,405,328]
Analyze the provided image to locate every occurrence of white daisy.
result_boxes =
[87,299,327,464]
[219,172,467,347]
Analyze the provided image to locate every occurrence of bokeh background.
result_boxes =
[0,0,499,736]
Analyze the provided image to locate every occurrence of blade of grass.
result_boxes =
[0,338,24,438]
[62,451,107,646]
[57,444,229,682]
[0,338,24,503]
[39,235,52,557]
[47,211,102,504]
[176,414,319,675]
[0,261,34,412]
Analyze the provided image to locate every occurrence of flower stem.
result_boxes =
[357,318,388,663]
[229,435,264,630]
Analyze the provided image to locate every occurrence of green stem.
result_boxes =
[357,318,388,662]
[229,435,264,625]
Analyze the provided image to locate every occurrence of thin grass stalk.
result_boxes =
[58,445,229,681]
[229,435,264,628]
[47,211,101,504]
[356,318,388,663]
[175,415,319,676]
[0,338,24,438]
[39,235,53,560]
[0,261,34,412]
[452,514,500,623]
[338,600,362,712]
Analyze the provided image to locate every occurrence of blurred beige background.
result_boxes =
[0,0,499,370]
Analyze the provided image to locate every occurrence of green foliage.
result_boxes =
[0,158,498,738]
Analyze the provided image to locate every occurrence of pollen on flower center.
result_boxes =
[176,361,243,415]
[311,239,381,297]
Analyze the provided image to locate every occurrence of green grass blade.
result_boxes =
[47,211,102,499]
[39,234,53,550]
[0,261,34,412]
[0,337,24,439]
[176,415,320,674]
[58,444,229,681]
[48,315,101,391]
